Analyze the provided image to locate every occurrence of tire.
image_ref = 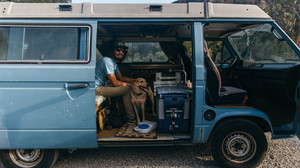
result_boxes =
[210,119,267,168]
[0,149,59,168]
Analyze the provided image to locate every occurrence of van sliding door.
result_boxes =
[0,24,97,149]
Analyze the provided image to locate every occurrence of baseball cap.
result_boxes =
[114,41,128,50]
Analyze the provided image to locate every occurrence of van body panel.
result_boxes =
[0,77,97,149]
[0,20,98,149]
[93,3,205,18]
[0,65,94,82]
[0,2,270,19]
[207,3,270,19]
[0,2,204,19]
[0,130,96,149]
[191,22,205,143]
[201,106,272,143]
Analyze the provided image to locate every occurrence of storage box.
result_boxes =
[153,72,181,96]
[156,86,192,133]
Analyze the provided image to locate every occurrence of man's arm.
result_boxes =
[107,74,130,87]
[116,72,135,83]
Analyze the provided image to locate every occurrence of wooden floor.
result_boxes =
[98,128,119,137]
[97,108,191,142]
[97,124,191,142]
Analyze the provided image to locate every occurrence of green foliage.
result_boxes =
[180,0,300,47]
[258,0,300,47]
[183,41,192,59]
[124,42,168,63]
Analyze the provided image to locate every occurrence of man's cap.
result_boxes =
[114,41,128,49]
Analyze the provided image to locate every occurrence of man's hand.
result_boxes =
[116,72,136,83]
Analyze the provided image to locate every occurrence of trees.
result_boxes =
[176,0,300,47]
[258,0,300,47]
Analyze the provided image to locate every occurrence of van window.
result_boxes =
[182,41,192,60]
[207,41,233,64]
[123,42,168,63]
[228,24,299,63]
[0,26,89,63]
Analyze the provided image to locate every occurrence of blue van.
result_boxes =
[0,2,299,168]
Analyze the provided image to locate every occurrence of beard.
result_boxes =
[113,52,125,62]
[113,54,123,61]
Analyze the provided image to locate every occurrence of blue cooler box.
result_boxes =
[156,86,192,133]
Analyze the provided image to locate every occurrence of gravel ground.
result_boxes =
[1,134,298,168]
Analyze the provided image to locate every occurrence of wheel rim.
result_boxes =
[222,131,257,163]
[9,149,44,168]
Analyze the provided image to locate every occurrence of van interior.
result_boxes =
[95,22,300,142]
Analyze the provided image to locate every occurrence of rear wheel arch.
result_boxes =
[209,116,271,140]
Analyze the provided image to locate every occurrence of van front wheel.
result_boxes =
[210,119,267,168]
[0,149,59,168]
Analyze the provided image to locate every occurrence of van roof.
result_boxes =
[0,2,271,19]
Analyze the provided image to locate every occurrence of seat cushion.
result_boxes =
[218,86,247,105]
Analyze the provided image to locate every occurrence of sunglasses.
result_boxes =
[115,48,126,52]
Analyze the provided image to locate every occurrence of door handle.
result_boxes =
[64,83,89,100]
[65,83,89,89]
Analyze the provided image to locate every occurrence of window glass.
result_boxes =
[207,41,233,64]
[123,42,168,63]
[0,27,9,60]
[0,26,89,62]
[228,24,299,63]
[182,41,192,60]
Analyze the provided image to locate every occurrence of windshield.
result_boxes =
[228,24,299,63]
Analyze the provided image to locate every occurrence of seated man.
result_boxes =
[95,41,136,124]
